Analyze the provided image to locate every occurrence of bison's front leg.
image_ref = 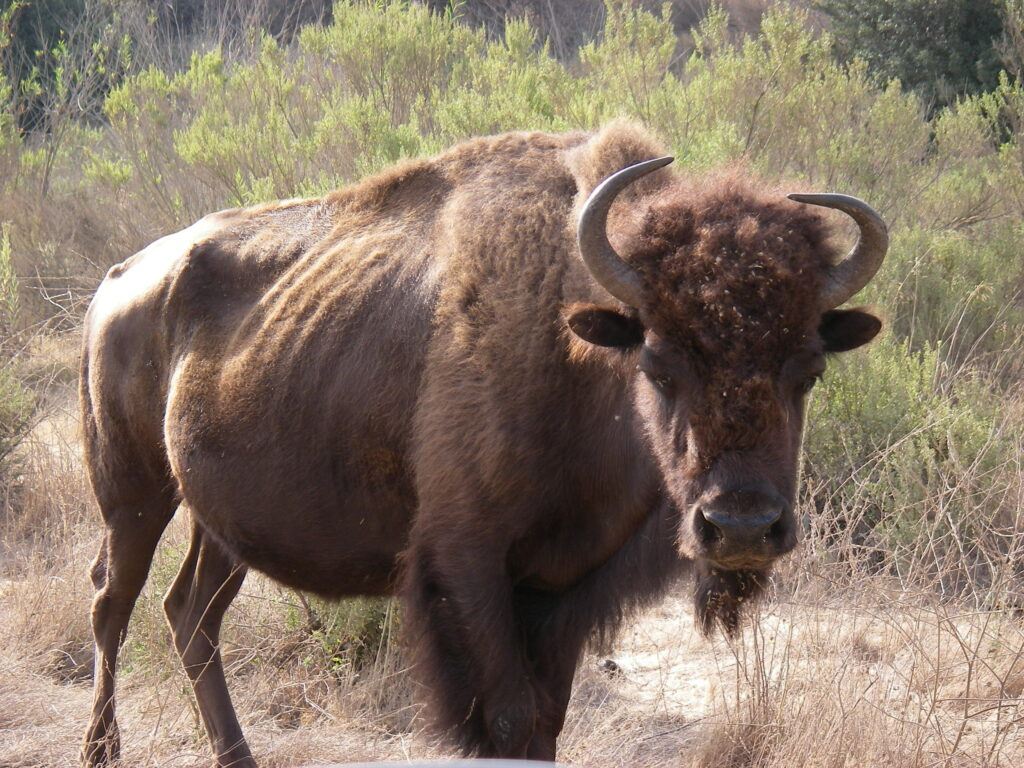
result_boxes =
[521,498,687,760]
[519,598,588,761]
[402,541,538,757]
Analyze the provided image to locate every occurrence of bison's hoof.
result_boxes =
[81,726,120,767]
[485,692,537,757]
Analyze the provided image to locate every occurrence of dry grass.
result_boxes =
[687,598,1024,767]
[0,342,1021,767]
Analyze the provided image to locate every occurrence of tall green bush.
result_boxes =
[817,0,1005,108]
[0,223,33,470]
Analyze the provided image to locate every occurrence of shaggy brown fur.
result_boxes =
[79,121,881,767]
[693,563,770,637]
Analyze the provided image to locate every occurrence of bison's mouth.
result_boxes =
[692,563,769,637]
[702,549,779,571]
[685,501,794,637]
[696,526,796,570]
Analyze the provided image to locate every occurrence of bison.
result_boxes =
[79,122,887,766]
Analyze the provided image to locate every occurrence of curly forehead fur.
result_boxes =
[635,174,834,448]
[629,172,831,366]
[571,123,834,374]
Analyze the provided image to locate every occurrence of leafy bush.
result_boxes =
[288,596,395,676]
[804,337,1018,588]
[0,364,34,470]
[817,0,1005,109]
[0,222,18,338]
[0,224,33,470]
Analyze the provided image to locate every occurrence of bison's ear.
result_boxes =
[819,308,882,353]
[566,304,645,349]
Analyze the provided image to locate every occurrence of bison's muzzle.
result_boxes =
[692,487,797,569]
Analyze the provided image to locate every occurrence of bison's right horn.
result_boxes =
[786,193,889,310]
[578,156,674,308]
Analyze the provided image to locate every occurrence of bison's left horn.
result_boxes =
[787,192,889,310]
[578,156,674,307]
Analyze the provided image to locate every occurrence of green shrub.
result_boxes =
[0,223,18,339]
[0,224,32,469]
[805,336,1018,590]
[817,0,1005,108]
[288,596,395,677]
[0,364,34,469]
[430,17,573,143]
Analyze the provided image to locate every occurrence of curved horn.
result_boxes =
[786,192,889,310]
[578,156,674,307]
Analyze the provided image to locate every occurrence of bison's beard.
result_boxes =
[693,563,769,637]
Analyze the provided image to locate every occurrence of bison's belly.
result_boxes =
[185,463,413,596]
[164,313,423,596]
[168,422,416,597]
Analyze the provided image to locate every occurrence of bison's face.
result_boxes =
[569,157,889,633]
[632,311,880,571]
[570,305,880,570]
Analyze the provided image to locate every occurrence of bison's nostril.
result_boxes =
[697,510,723,545]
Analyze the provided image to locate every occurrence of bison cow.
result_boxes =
[79,122,887,766]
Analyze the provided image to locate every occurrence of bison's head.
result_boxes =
[566,158,886,635]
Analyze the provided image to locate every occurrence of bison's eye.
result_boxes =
[796,374,821,396]
[644,371,673,394]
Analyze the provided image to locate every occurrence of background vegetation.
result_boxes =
[1,1,1022,765]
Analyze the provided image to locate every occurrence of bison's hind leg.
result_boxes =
[163,520,253,768]
[82,496,176,767]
